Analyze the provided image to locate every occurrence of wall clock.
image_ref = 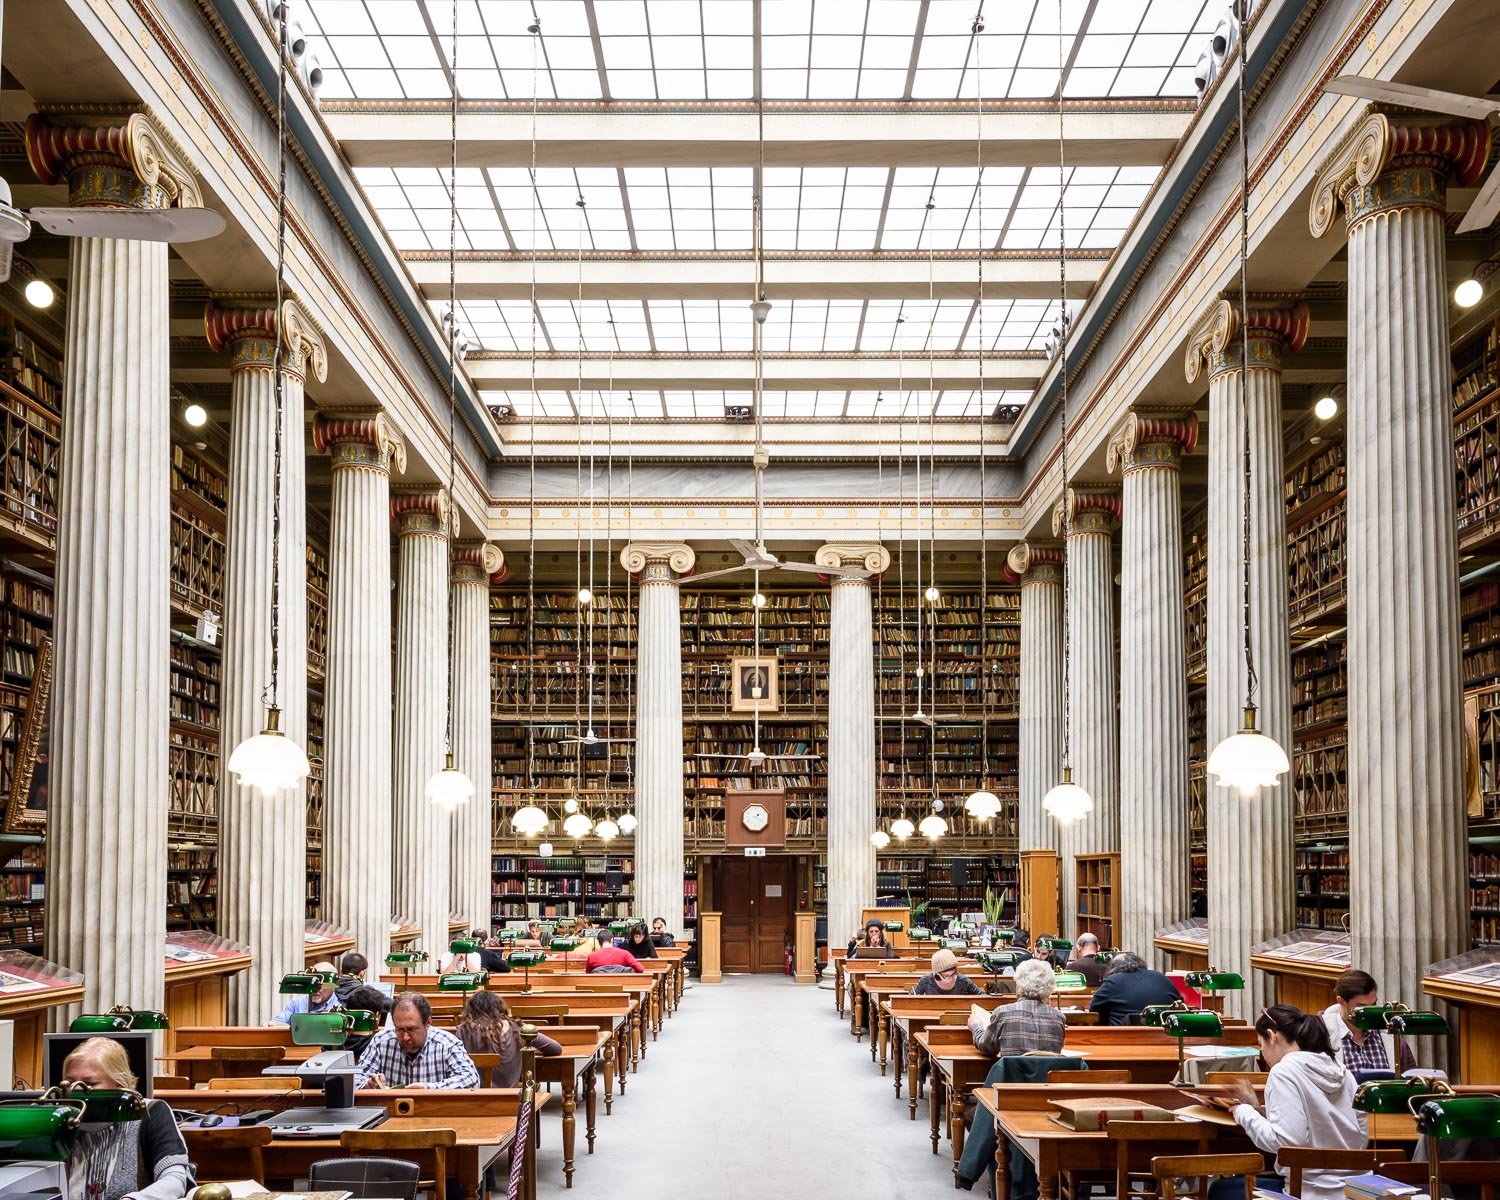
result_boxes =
[742,803,770,832]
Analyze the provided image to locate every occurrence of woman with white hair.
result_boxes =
[968,958,1067,1057]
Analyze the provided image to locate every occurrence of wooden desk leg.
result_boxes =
[1037,1144,1058,1200]
[949,1087,966,1175]
[907,1039,920,1119]
[637,1006,647,1061]
[854,986,865,1041]
[585,1063,598,1153]
[996,1131,1011,1200]
[459,1151,480,1200]
[929,1073,943,1154]
[893,1027,903,1097]
[602,1036,614,1115]
[878,1008,889,1074]
[837,964,846,1016]
[615,1028,628,1095]
[562,1073,577,1188]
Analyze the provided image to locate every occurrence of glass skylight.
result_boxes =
[482,387,1032,420]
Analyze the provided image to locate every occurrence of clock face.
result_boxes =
[742,803,770,832]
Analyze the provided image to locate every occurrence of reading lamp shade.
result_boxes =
[964,789,1003,820]
[512,804,549,835]
[595,817,620,841]
[1207,707,1290,796]
[227,708,310,794]
[1042,767,1093,824]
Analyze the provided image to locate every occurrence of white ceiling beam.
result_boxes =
[324,105,1191,170]
[404,253,1106,301]
[464,352,1044,392]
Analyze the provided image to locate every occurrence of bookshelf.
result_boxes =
[307,519,329,683]
[167,630,220,837]
[684,856,699,928]
[0,843,44,951]
[169,445,226,621]
[1075,852,1120,945]
[1,314,63,413]
[306,686,325,920]
[490,854,635,923]
[166,845,217,932]
[1293,845,1349,932]
[0,379,59,551]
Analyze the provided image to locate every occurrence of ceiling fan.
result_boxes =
[1322,75,1500,233]
[560,726,632,747]
[695,745,819,767]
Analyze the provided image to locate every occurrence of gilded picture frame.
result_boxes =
[6,635,51,833]
[730,655,778,714]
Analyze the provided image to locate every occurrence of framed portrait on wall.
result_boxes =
[731,655,778,714]
[6,635,51,834]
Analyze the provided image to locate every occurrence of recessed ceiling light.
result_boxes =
[1455,278,1484,308]
[1314,396,1338,421]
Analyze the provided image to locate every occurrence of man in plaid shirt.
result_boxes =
[354,993,480,1089]
[969,958,1067,1057]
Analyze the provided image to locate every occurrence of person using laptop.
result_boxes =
[846,918,894,959]
[269,960,343,1025]
[354,993,480,1090]
[60,1037,194,1199]
[651,917,675,946]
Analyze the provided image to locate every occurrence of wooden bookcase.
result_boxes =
[305,517,329,919]
[874,852,1018,920]
[1018,849,1060,939]
[1293,846,1349,932]
[1075,852,1120,944]
[489,853,635,923]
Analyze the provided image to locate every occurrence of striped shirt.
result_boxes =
[354,1025,480,1090]
[973,997,1067,1059]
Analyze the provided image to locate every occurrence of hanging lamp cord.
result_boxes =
[266,0,289,716]
[974,12,989,801]
[1056,0,1072,774]
[442,0,458,759]
[525,16,540,796]
[1235,0,1259,714]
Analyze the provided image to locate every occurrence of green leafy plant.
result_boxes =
[982,886,1008,926]
[904,890,930,920]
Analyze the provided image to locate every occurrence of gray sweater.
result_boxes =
[68,1098,194,1200]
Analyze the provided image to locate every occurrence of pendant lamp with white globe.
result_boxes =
[1205,0,1290,800]
[595,815,620,841]
[869,829,891,850]
[918,811,947,840]
[512,803,548,837]
[618,811,638,835]
[891,811,915,840]
[563,812,593,840]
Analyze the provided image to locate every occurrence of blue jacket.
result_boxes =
[1087,968,1182,1025]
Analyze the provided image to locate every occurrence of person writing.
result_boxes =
[354,992,480,1089]
[912,948,982,996]
[1065,932,1106,988]
[269,959,343,1024]
[1320,968,1417,1075]
[60,1037,194,1200]
[623,922,658,959]
[455,990,562,1086]
[651,917,675,946]
[846,919,895,958]
[586,941,644,973]
[1087,951,1181,1025]
[1207,1004,1367,1200]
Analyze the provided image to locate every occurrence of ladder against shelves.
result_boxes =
[1074,852,1120,946]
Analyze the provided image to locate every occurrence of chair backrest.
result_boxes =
[1378,1160,1500,1200]
[309,1155,420,1200]
[342,1125,458,1193]
[183,1125,274,1184]
[1048,1069,1131,1084]
[206,1075,302,1091]
[506,1005,568,1020]
[1203,1071,1269,1085]
[152,1075,191,1091]
[1064,1011,1101,1026]
[207,1044,286,1079]
[1152,1153,1265,1200]
[1279,1145,1408,1195]
[469,1052,501,1088]
[1105,1120,1213,1200]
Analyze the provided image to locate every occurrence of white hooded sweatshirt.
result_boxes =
[1232,1049,1368,1200]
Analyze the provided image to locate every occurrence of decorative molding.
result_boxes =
[404,247,1116,265]
[1106,412,1200,474]
[1007,540,1065,582]
[323,96,1197,117]
[1310,110,1490,239]
[814,542,892,575]
[390,487,455,539]
[312,411,408,475]
[619,541,696,577]
[1184,297,1310,382]
[452,541,506,584]
[26,109,203,210]
[204,296,329,383]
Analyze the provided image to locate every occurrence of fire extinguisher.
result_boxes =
[784,937,794,976]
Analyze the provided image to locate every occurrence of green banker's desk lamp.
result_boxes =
[907,926,934,943]
[1414,1091,1500,1197]
[1350,1002,1451,1082]
[1034,935,1072,964]
[508,949,545,992]
[976,949,1024,996]
[384,950,429,991]
[69,1005,170,1033]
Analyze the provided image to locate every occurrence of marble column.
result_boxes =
[1051,489,1121,936]
[26,111,202,1011]
[620,543,695,932]
[313,413,406,965]
[1185,297,1306,1017]
[1311,114,1489,1010]
[1008,541,1065,860]
[392,488,453,955]
[450,542,505,930]
[816,542,891,952]
[1109,414,1198,962]
[206,298,325,1023]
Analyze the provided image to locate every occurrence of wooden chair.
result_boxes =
[1203,1071,1268,1085]
[469,1052,501,1088]
[206,1076,302,1091]
[1047,1069,1131,1084]
[506,1005,568,1022]
[151,1075,191,1091]
[341,1126,457,1198]
[1060,1119,1210,1200]
[1378,1160,1500,1200]
[1151,1153,1266,1200]
[1280,1146,1408,1196]
[207,1044,285,1079]
[183,1126,274,1184]
[1065,1011,1102,1026]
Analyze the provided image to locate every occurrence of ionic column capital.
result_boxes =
[620,541,695,581]
[1184,297,1309,382]
[25,108,203,211]
[204,296,329,382]
[1310,109,1490,238]
[390,486,455,539]
[452,541,505,584]
[1052,487,1120,538]
[313,410,408,475]
[1006,540,1064,586]
[814,542,890,580]
[1107,411,1199,475]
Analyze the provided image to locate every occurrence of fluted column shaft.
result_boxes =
[1312,117,1490,1012]
[208,302,322,1022]
[1009,543,1064,858]
[392,490,452,954]
[818,543,890,951]
[1189,300,1301,1019]
[316,414,405,964]
[28,110,205,1012]
[1053,491,1120,936]
[1111,416,1197,962]
[621,543,694,931]
[450,543,504,929]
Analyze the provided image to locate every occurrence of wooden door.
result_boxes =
[715,856,794,974]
